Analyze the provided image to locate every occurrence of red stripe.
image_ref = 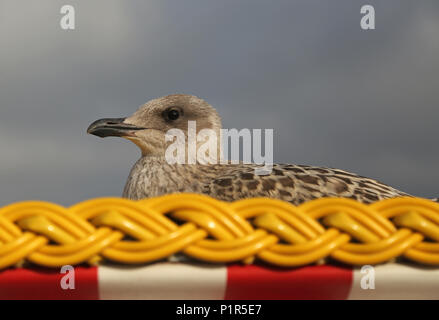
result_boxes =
[0,266,98,300]
[225,264,353,300]
[0,264,353,299]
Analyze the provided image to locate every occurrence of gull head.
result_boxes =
[87,94,222,158]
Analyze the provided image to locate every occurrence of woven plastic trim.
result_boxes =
[1,193,439,269]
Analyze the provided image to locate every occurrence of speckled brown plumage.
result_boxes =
[122,156,409,204]
[88,94,419,205]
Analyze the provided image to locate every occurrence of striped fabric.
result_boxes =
[0,263,438,300]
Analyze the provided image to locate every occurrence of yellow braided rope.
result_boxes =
[1,193,439,269]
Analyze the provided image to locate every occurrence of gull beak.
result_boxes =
[87,118,145,138]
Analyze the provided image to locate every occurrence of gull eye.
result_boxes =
[165,108,181,121]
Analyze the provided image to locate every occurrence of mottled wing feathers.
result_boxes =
[123,157,409,204]
[204,164,408,205]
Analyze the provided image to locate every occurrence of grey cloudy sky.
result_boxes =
[0,0,438,206]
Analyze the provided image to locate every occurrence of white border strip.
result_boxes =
[98,262,227,300]
[349,263,439,299]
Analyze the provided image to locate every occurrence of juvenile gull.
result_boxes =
[87,94,411,204]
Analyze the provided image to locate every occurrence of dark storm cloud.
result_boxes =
[0,0,438,205]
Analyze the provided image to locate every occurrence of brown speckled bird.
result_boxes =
[87,94,414,205]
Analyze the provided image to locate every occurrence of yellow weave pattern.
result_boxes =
[1,193,439,269]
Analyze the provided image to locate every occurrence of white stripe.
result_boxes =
[98,262,227,300]
[349,263,439,299]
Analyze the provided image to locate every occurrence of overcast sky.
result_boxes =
[0,0,438,206]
